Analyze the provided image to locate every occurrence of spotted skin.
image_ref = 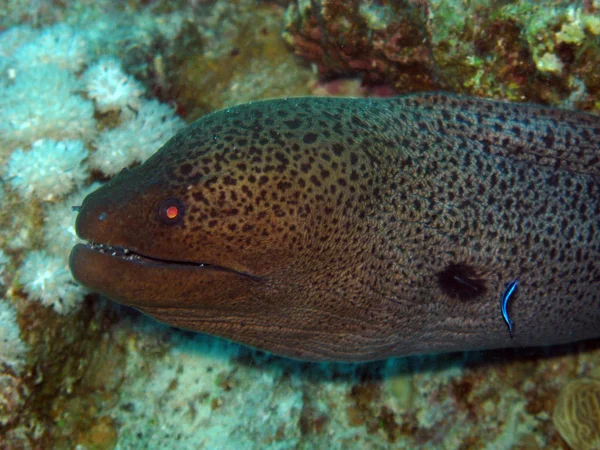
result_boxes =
[70,93,600,361]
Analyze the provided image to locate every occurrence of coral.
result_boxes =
[168,0,314,120]
[1,290,122,448]
[283,0,600,109]
[475,2,600,105]
[111,328,304,449]
[0,250,8,286]
[0,0,68,28]
[283,0,435,93]
[0,184,40,255]
[519,4,600,81]
[83,57,145,113]
[90,99,184,175]
[0,299,29,374]
[535,52,564,74]
[0,64,95,149]
[5,139,89,202]
[0,25,37,61]
[553,378,600,450]
[19,250,86,315]
[0,23,97,150]
[12,23,89,72]
[42,183,104,263]
[0,372,30,427]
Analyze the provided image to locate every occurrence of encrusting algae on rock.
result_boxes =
[552,366,600,450]
[553,377,600,450]
[283,0,600,107]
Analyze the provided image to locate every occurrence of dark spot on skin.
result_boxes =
[303,133,318,144]
[332,143,344,156]
[192,192,210,206]
[223,175,237,186]
[275,152,289,165]
[277,181,292,191]
[438,263,487,300]
[180,163,192,175]
[283,118,302,130]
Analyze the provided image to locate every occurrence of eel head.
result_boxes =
[69,100,400,361]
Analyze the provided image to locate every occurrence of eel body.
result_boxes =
[69,93,600,362]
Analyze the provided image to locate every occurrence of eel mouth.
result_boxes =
[81,241,206,267]
[69,241,263,310]
[73,242,261,280]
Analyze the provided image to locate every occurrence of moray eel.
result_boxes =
[69,93,600,362]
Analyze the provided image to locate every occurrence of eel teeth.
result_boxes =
[86,242,140,260]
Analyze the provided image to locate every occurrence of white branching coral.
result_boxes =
[19,250,86,315]
[6,139,89,202]
[91,99,184,175]
[0,25,37,58]
[0,25,37,76]
[12,23,89,72]
[0,64,95,147]
[0,299,29,374]
[43,182,103,262]
[83,57,144,113]
[15,185,100,315]
[0,23,94,148]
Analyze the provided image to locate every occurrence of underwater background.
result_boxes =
[0,0,599,448]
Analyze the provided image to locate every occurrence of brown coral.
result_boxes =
[283,0,600,109]
[553,378,600,450]
[283,0,436,93]
[0,372,29,426]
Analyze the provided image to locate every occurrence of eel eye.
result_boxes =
[158,198,185,225]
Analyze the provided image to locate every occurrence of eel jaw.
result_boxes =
[75,242,261,277]
[79,241,208,268]
[69,242,262,309]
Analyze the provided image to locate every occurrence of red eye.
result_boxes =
[166,206,178,219]
[158,198,184,225]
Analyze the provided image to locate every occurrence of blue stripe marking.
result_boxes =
[500,279,519,338]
